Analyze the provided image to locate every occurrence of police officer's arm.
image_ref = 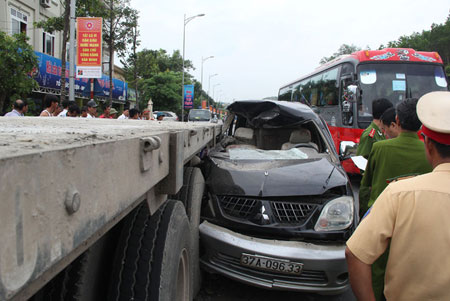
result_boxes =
[358,147,377,217]
[345,247,376,301]
[356,132,370,158]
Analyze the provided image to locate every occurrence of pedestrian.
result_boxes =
[4,99,27,117]
[357,98,432,300]
[156,112,165,121]
[380,107,399,139]
[81,106,88,118]
[356,98,393,158]
[67,103,81,117]
[86,99,98,118]
[142,109,150,120]
[109,108,118,119]
[117,109,129,120]
[129,108,139,120]
[57,100,70,117]
[53,103,63,116]
[99,105,111,118]
[40,94,59,117]
[346,91,450,301]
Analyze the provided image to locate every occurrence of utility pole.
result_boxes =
[68,0,76,101]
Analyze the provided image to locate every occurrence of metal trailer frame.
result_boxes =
[0,117,221,300]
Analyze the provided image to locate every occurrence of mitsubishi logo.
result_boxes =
[261,205,269,221]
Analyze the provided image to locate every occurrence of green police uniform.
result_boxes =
[356,122,385,159]
[359,131,432,300]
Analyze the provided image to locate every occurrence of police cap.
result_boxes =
[417,91,450,145]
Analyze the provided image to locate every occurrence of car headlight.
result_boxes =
[314,196,354,231]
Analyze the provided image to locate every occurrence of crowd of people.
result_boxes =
[347,91,450,300]
[2,94,156,120]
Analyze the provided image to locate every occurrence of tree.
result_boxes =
[34,0,104,103]
[139,72,182,113]
[119,9,140,108]
[103,0,138,106]
[384,14,450,73]
[0,33,38,114]
[320,44,361,64]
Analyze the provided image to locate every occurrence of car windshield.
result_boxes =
[358,63,448,118]
[228,148,308,160]
[189,110,211,121]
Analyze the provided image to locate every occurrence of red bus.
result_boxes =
[278,48,449,173]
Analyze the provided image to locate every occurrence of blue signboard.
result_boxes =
[184,84,194,109]
[34,51,127,102]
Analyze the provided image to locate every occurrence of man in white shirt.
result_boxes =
[58,100,70,117]
[117,109,129,120]
[4,99,27,117]
[86,99,98,118]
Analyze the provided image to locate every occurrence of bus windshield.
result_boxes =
[357,63,448,118]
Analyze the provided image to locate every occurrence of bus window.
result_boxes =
[308,74,323,106]
[292,79,310,104]
[320,67,339,106]
[279,86,293,101]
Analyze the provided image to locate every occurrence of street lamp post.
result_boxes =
[182,13,205,121]
[207,73,218,107]
[213,84,221,104]
[201,56,214,107]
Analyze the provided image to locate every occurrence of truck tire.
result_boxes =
[174,167,205,297]
[108,200,191,301]
[31,225,119,301]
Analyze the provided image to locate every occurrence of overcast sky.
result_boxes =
[129,0,449,103]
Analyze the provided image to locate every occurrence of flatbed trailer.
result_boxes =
[0,117,222,301]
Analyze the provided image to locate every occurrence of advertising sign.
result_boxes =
[76,17,102,78]
[201,100,207,109]
[34,51,127,102]
[184,84,194,109]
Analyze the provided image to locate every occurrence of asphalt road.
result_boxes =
[195,176,361,301]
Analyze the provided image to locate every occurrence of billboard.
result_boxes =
[76,17,102,78]
[184,85,194,109]
[34,51,127,102]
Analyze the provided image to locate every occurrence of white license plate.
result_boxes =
[240,253,303,275]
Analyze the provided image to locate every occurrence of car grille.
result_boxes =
[212,253,328,285]
[218,196,258,218]
[217,195,317,225]
[271,202,316,224]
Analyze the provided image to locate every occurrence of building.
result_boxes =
[0,0,131,113]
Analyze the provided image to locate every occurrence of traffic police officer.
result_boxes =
[346,91,450,300]
[358,98,432,300]
[356,98,393,158]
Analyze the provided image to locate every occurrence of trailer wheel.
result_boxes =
[108,200,191,301]
[174,167,205,297]
[149,200,191,301]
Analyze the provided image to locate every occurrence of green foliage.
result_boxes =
[320,44,361,64]
[139,71,182,113]
[0,33,38,113]
[384,14,450,69]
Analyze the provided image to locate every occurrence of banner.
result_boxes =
[76,17,102,78]
[184,85,194,109]
[201,100,207,109]
[34,51,127,102]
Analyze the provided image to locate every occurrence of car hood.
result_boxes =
[206,156,348,197]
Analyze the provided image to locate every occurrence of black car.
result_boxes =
[199,100,356,294]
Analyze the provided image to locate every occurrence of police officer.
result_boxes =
[346,91,450,300]
[356,98,393,158]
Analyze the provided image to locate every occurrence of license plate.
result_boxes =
[240,253,303,275]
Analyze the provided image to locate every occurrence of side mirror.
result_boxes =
[339,141,357,160]
[344,85,358,103]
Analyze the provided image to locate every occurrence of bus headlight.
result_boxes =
[314,196,354,231]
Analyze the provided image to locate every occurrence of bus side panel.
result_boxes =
[328,125,364,175]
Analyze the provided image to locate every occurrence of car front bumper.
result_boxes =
[199,221,349,294]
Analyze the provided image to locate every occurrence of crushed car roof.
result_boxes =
[226,100,319,128]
